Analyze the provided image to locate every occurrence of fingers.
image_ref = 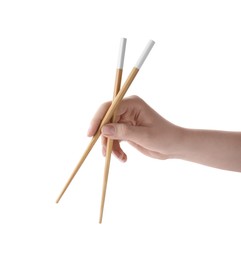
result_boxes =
[87,101,111,137]
[101,135,127,162]
[87,95,146,161]
[87,95,145,137]
[112,141,127,162]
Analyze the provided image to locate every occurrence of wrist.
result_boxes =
[167,126,188,159]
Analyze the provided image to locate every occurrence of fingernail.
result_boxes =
[102,125,115,136]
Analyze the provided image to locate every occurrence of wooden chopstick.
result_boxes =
[99,38,126,223]
[56,67,138,204]
[56,40,155,205]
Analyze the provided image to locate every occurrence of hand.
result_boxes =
[87,95,182,162]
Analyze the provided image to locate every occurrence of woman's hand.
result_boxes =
[87,95,182,162]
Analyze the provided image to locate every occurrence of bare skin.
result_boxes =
[87,95,241,172]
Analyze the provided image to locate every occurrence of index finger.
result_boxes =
[87,101,111,137]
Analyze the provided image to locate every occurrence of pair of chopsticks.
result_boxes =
[56,38,155,223]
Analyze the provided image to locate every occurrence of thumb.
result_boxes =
[101,123,147,143]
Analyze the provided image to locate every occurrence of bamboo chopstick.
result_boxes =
[56,39,155,206]
[99,38,126,223]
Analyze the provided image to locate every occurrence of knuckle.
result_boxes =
[118,124,129,140]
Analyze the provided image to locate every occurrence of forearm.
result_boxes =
[173,128,241,172]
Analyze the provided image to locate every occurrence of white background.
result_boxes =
[0,0,241,259]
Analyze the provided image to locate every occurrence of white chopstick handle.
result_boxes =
[117,38,127,69]
[135,40,155,69]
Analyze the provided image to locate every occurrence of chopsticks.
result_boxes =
[56,39,155,221]
[99,38,127,223]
